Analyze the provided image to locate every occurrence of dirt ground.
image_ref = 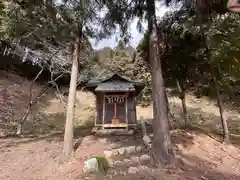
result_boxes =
[0,130,240,180]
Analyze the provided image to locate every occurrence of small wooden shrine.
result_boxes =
[86,73,144,130]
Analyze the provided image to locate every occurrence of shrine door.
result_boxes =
[104,94,127,124]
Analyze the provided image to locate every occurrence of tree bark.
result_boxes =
[211,67,230,142]
[16,121,23,136]
[153,8,173,124]
[63,41,80,161]
[165,89,174,129]
[165,88,174,117]
[176,79,188,126]
[147,0,174,166]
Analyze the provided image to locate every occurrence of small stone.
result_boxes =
[176,168,184,173]
[83,158,98,172]
[128,129,134,135]
[83,176,91,180]
[131,156,140,164]
[149,134,154,138]
[139,165,151,171]
[119,171,127,176]
[107,174,113,179]
[128,166,139,174]
[83,135,95,142]
[117,147,126,155]
[113,170,119,176]
[111,150,119,156]
[107,129,113,135]
[126,146,136,154]
[108,159,114,167]
[143,135,151,144]
[104,151,113,157]
[140,154,151,163]
[99,138,108,144]
[136,146,143,153]
[101,130,109,135]
[92,127,98,133]
[123,158,132,166]
[114,160,124,166]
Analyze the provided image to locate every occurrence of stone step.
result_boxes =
[94,129,135,136]
[104,145,148,158]
[107,165,153,178]
[108,154,151,168]
[128,165,152,174]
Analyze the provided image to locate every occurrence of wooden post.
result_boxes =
[102,95,106,129]
[95,94,98,126]
[140,116,147,137]
[125,94,128,131]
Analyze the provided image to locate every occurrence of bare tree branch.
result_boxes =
[16,46,68,135]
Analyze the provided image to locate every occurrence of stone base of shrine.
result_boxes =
[92,127,136,136]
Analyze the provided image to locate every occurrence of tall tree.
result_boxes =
[198,14,230,142]
[147,0,174,165]
[62,0,84,162]
[102,0,175,165]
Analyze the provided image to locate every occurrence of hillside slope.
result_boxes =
[0,70,95,137]
[0,70,45,136]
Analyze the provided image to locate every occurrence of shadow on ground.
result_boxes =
[177,153,240,180]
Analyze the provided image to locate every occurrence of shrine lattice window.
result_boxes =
[104,95,126,124]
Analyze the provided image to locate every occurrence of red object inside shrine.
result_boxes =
[114,103,117,119]
[112,103,120,124]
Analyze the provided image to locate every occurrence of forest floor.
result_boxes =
[1,130,239,180]
[0,73,240,180]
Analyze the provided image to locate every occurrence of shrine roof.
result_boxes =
[86,73,144,94]
[87,73,144,87]
[95,81,135,92]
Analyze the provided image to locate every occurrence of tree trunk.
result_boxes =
[165,88,175,129]
[63,41,80,161]
[165,88,174,117]
[16,122,23,136]
[147,0,174,166]
[176,79,188,126]
[165,89,174,129]
[16,107,30,135]
[211,68,230,142]
[153,7,173,125]
[198,13,230,143]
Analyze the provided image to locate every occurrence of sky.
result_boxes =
[55,0,181,50]
[89,3,172,50]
